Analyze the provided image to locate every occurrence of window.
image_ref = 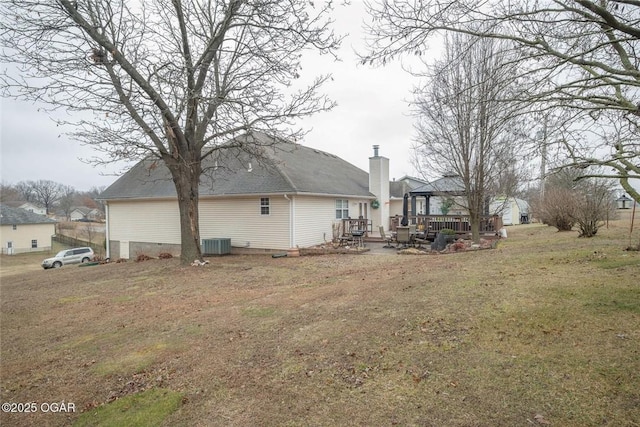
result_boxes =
[260,197,270,215]
[12,224,17,230]
[31,240,38,248]
[335,199,349,219]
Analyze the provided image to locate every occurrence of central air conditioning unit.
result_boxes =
[201,238,231,255]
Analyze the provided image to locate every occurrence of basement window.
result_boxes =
[31,240,38,248]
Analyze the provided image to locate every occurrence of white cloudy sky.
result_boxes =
[0,2,430,192]
[2,2,636,196]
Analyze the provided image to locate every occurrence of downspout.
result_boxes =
[104,202,110,259]
[284,194,295,248]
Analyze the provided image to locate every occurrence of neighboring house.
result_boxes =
[19,202,47,216]
[4,201,47,216]
[69,207,102,221]
[389,176,428,218]
[100,133,393,258]
[489,197,530,226]
[70,207,92,221]
[0,204,57,254]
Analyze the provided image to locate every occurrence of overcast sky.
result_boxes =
[0,2,430,192]
[1,2,637,196]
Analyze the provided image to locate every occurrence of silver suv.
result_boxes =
[42,247,94,269]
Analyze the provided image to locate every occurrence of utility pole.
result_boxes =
[536,117,548,198]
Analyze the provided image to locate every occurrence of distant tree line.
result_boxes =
[0,180,105,219]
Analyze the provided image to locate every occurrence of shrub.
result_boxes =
[570,179,617,238]
[535,187,576,231]
[158,252,174,259]
[536,173,616,236]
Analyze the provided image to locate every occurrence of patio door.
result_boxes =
[358,202,368,219]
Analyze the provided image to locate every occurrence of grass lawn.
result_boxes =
[1,212,638,426]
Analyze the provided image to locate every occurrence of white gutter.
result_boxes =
[284,194,295,248]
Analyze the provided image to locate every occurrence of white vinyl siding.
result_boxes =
[199,197,290,250]
[107,195,373,252]
[293,196,337,248]
[108,200,181,244]
[0,223,55,254]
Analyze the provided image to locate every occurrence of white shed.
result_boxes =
[490,197,530,226]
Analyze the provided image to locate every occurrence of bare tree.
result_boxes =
[85,186,106,213]
[1,0,340,264]
[363,0,640,203]
[14,180,64,214]
[0,182,20,203]
[14,182,36,204]
[412,33,529,242]
[58,185,76,220]
[84,221,97,244]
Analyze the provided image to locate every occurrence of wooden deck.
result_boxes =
[390,214,502,239]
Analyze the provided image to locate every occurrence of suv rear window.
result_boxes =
[73,248,90,255]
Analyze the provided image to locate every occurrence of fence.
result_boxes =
[52,235,104,253]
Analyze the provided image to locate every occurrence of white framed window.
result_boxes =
[335,199,349,219]
[260,197,270,215]
[12,224,17,230]
[31,240,38,248]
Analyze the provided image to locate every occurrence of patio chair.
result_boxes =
[379,226,395,248]
[396,226,412,248]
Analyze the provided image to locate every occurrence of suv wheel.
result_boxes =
[81,257,91,263]
[53,261,62,268]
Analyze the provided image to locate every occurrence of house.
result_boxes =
[69,207,102,222]
[0,204,57,254]
[3,201,47,216]
[389,176,428,217]
[99,133,392,258]
[18,202,47,216]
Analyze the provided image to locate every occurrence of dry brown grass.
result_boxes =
[1,211,639,426]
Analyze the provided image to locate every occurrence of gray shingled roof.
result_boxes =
[389,176,428,198]
[100,132,374,200]
[411,174,466,194]
[0,204,57,225]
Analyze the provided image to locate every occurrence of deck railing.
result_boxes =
[341,218,373,236]
[390,214,502,236]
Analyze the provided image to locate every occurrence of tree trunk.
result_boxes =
[469,210,481,243]
[168,160,203,265]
